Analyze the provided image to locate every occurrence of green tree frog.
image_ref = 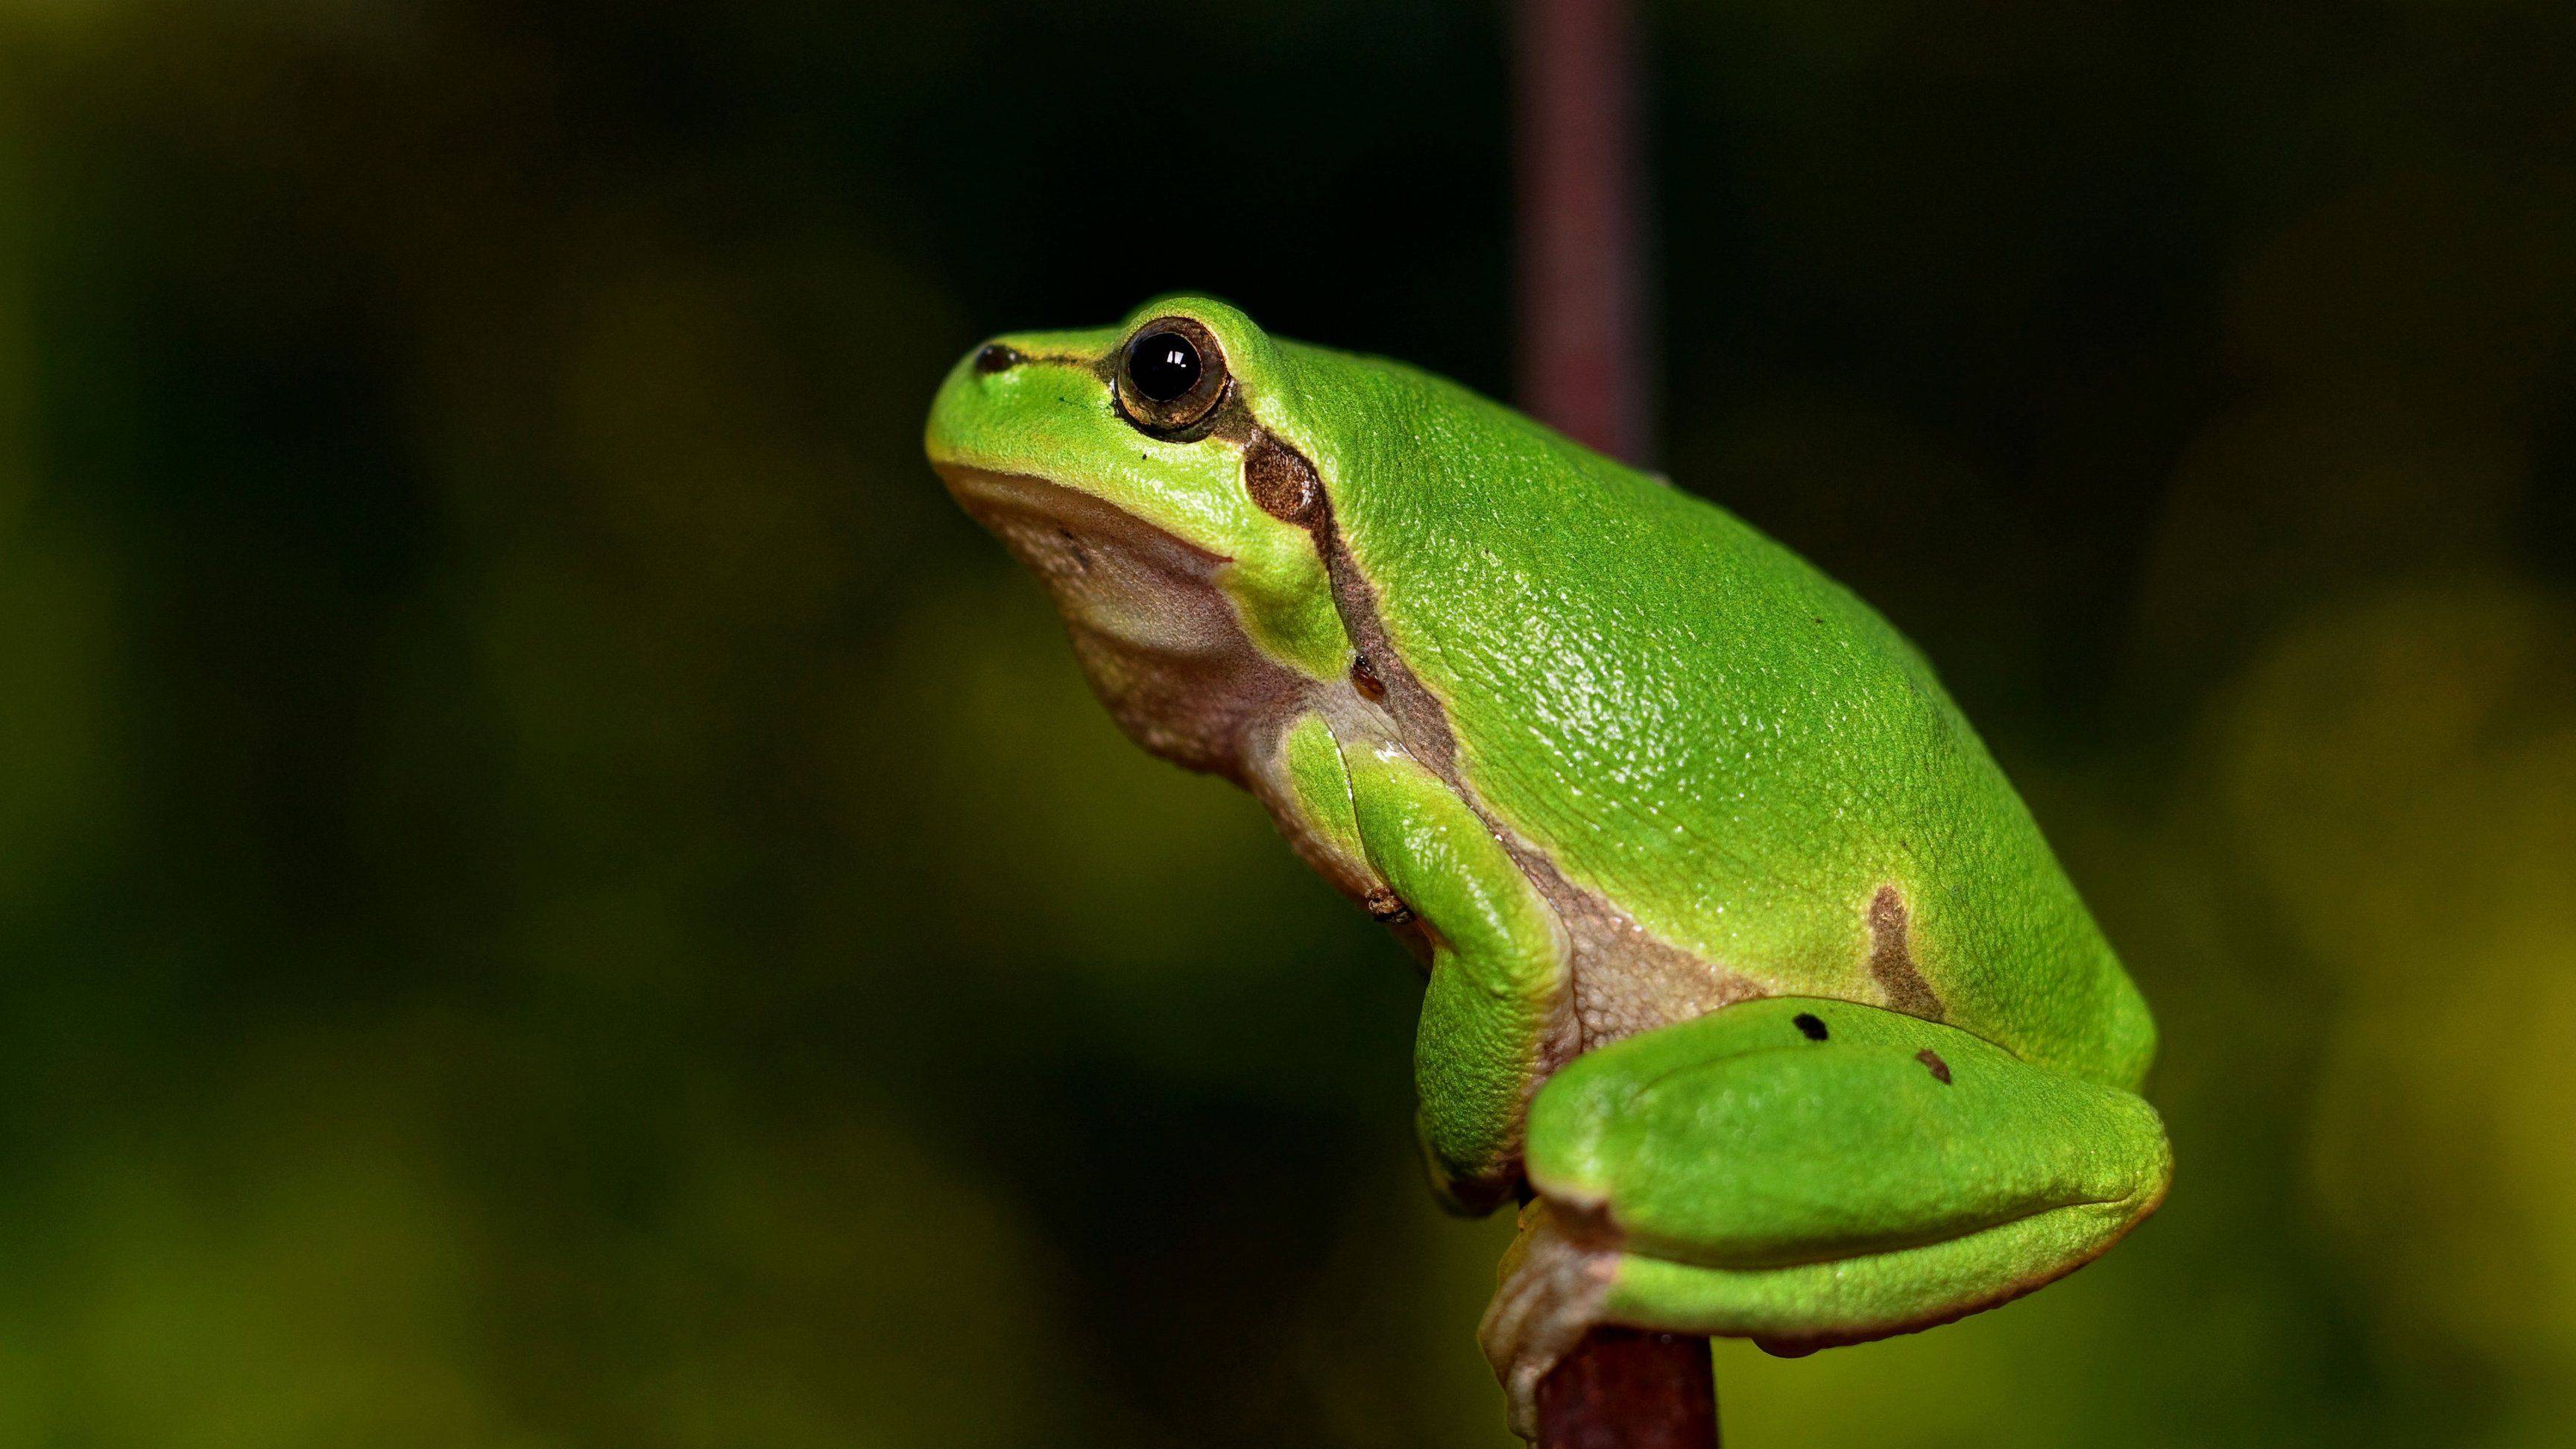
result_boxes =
[925,295,2171,1437]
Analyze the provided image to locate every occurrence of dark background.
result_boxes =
[4,1,2573,1445]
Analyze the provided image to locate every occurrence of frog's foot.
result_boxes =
[1478,1200,1618,1439]
[1480,997,2172,1439]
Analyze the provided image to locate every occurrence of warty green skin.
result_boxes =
[926,295,2171,1439]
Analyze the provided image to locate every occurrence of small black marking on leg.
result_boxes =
[1363,886,1413,925]
[1054,525,1090,571]
[1793,1012,1828,1041]
[1243,430,1323,523]
[1915,1048,1951,1085]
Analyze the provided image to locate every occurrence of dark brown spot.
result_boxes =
[1915,1048,1951,1085]
[973,343,1025,374]
[1793,1011,1828,1041]
[1349,653,1386,701]
[1243,430,1322,524]
[1866,885,1945,1020]
[1362,886,1413,925]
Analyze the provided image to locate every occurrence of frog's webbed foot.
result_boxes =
[1478,1200,1617,1440]
[1477,997,2172,1439]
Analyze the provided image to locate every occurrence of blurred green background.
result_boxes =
[3,1,2573,1445]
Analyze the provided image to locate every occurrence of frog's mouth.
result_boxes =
[937,465,1304,777]
[938,466,1233,637]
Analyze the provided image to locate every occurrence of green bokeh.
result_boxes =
[1,1,2571,1444]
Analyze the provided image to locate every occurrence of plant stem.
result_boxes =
[1535,1328,1719,1449]
[1518,0,1708,1440]
[1515,0,1651,463]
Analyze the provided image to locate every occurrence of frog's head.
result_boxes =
[926,294,1353,774]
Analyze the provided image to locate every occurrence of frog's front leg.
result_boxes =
[1481,997,2171,1439]
[1335,739,1571,1216]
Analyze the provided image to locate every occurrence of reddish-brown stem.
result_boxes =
[1535,1328,1719,1449]
[1516,0,1704,1441]
[1515,0,1650,463]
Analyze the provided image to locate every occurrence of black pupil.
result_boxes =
[1128,332,1202,403]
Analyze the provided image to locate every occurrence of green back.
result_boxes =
[1260,343,2153,1088]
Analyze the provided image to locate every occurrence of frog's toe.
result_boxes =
[1478,1201,1617,1441]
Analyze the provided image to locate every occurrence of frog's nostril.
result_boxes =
[974,343,1026,375]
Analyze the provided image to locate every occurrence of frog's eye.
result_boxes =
[1114,317,1229,433]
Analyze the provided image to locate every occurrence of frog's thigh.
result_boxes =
[1535,997,2171,1348]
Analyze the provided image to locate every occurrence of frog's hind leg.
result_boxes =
[1480,997,2171,1439]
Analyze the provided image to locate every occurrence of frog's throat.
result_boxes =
[1254,431,1769,1055]
[938,464,1310,782]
